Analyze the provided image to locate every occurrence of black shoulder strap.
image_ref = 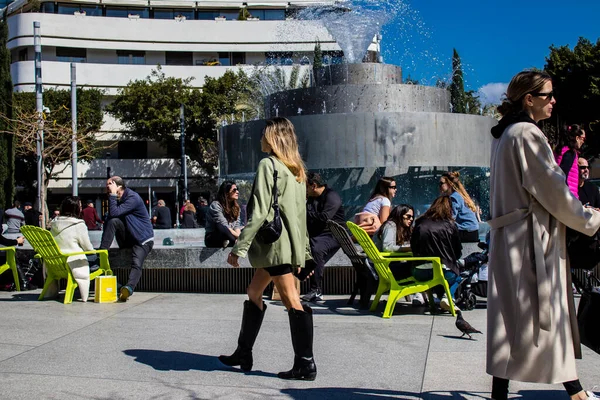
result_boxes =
[268,157,279,207]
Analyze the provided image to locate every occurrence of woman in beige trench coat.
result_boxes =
[488,71,600,400]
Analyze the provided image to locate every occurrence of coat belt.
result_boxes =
[488,200,552,333]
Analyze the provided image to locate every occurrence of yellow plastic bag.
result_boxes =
[94,276,117,303]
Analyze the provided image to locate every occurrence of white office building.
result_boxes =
[3,0,379,207]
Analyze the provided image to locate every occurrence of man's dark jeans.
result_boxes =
[307,233,341,292]
[100,218,153,291]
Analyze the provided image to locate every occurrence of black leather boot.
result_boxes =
[278,304,317,381]
[218,300,267,371]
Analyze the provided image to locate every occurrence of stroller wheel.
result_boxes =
[465,292,477,310]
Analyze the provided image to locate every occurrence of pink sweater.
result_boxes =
[554,146,579,199]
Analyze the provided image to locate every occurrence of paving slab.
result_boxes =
[0,290,598,400]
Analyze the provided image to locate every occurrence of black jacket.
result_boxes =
[579,180,600,209]
[306,186,345,237]
[410,217,462,275]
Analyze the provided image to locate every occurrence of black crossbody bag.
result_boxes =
[256,157,282,244]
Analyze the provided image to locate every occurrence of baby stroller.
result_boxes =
[454,241,489,311]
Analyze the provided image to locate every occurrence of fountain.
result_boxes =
[219,1,495,217]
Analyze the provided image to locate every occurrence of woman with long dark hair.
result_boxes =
[220,117,316,380]
[204,181,242,247]
[488,70,600,400]
[555,124,586,198]
[410,195,462,312]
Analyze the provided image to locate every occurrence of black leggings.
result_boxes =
[492,376,583,399]
[205,224,237,248]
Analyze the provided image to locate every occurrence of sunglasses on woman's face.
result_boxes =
[530,91,554,101]
[230,188,239,193]
[403,215,414,220]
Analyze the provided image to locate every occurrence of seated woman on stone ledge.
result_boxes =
[205,181,243,248]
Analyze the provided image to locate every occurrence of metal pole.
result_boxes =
[34,21,45,228]
[148,185,152,216]
[180,104,188,202]
[71,63,78,196]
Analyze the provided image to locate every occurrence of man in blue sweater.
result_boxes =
[100,176,154,302]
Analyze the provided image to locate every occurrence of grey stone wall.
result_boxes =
[315,63,403,86]
[221,112,495,175]
[266,84,450,118]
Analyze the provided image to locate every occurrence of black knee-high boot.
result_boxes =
[218,300,267,371]
[278,304,317,381]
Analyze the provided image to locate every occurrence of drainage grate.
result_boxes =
[112,267,357,294]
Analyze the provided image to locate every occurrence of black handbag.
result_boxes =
[577,289,600,355]
[257,157,282,244]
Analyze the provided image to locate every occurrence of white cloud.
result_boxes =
[478,82,508,106]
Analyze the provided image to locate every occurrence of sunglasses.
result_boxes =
[579,166,589,171]
[230,188,239,193]
[530,91,554,101]
[403,215,414,220]
[389,185,397,189]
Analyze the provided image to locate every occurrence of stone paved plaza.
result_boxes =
[0,291,599,400]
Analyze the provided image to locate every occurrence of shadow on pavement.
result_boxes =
[123,349,277,377]
[281,387,569,399]
[0,292,40,301]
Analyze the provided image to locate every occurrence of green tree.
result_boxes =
[313,40,323,69]
[449,48,467,114]
[0,11,14,209]
[5,88,104,187]
[544,37,600,156]
[464,90,482,115]
[107,66,254,173]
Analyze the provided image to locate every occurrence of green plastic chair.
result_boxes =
[0,246,20,291]
[346,221,456,318]
[20,226,113,304]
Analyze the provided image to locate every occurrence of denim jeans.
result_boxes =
[412,265,461,299]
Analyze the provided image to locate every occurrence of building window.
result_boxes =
[57,3,102,16]
[56,47,86,63]
[118,141,147,159]
[117,50,145,65]
[264,52,293,65]
[174,9,194,20]
[18,49,28,62]
[323,51,344,65]
[264,9,285,20]
[153,8,174,19]
[196,10,218,20]
[165,52,193,66]
[219,52,246,66]
[41,2,56,13]
[106,7,149,18]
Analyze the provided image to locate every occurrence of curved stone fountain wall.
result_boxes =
[220,63,496,217]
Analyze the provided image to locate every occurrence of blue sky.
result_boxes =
[380,0,600,104]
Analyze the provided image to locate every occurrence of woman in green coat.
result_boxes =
[220,117,316,381]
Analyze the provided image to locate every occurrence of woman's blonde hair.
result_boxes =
[184,202,196,213]
[441,171,477,212]
[263,117,307,183]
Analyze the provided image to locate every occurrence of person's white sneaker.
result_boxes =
[440,295,460,312]
[412,292,425,307]
[586,390,600,399]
